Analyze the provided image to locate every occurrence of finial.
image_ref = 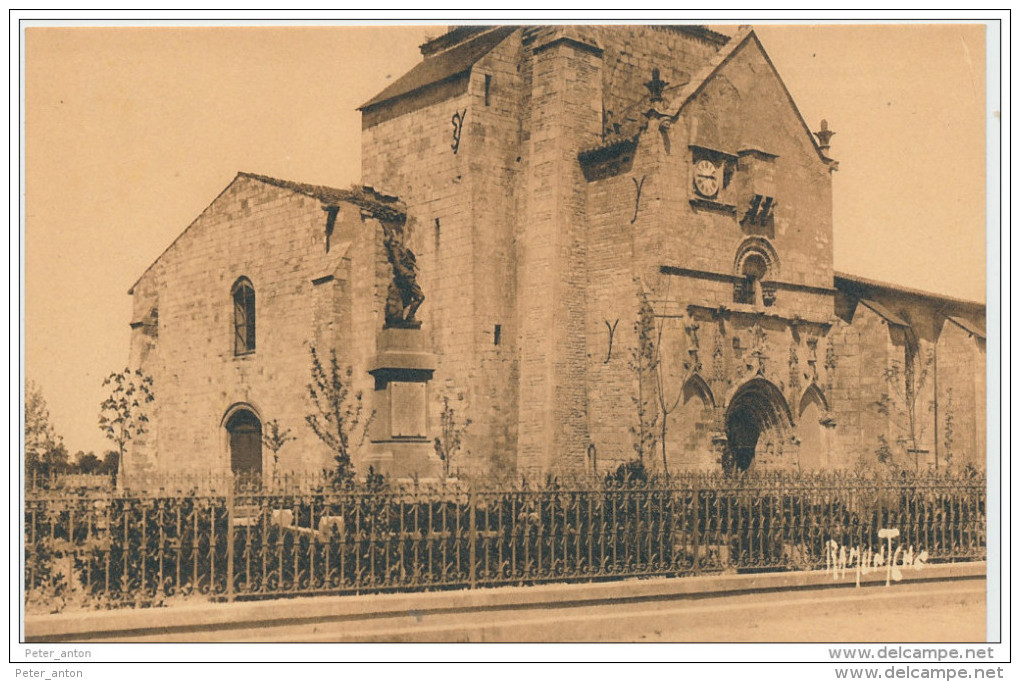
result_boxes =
[644,68,668,104]
[814,119,835,154]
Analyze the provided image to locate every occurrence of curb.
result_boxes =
[24,561,986,642]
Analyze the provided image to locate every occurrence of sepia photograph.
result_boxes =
[13,11,1004,677]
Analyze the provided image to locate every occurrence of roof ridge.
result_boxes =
[237,170,348,197]
[834,271,985,309]
[419,25,507,57]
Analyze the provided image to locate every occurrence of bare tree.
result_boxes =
[305,346,373,487]
[940,388,955,471]
[629,291,659,465]
[875,349,934,471]
[635,282,696,475]
[433,394,471,478]
[650,313,702,475]
[261,419,296,474]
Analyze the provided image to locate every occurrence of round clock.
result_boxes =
[693,159,720,198]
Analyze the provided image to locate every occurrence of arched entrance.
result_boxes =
[724,378,792,471]
[225,407,263,475]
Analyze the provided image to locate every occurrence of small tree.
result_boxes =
[875,349,934,472]
[25,380,67,480]
[101,450,120,477]
[433,394,471,478]
[629,290,659,464]
[261,419,296,474]
[650,313,700,476]
[306,346,373,488]
[72,451,102,474]
[98,369,154,482]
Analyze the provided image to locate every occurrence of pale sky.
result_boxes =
[22,22,991,456]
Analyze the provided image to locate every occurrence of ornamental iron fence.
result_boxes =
[23,470,985,612]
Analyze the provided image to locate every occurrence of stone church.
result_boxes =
[126,25,986,482]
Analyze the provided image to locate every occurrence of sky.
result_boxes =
[22,21,992,456]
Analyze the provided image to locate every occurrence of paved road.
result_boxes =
[103,578,985,643]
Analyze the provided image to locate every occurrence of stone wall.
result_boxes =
[835,284,986,471]
[580,29,841,474]
[936,320,985,468]
[361,33,527,477]
[128,176,383,478]
[130,25,986,480]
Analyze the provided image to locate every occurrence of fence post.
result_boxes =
[468,490,477,589]
[692,485,701,576]
[226,476,235,602]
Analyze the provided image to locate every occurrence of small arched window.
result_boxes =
[232,277,256,355]
[733,238,780,307]
[735,253,768,305]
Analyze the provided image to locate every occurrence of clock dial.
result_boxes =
[694,159,720,198]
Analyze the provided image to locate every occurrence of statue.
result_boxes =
[383,224,425,328]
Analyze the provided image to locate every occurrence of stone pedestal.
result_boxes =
[364,327,441,478]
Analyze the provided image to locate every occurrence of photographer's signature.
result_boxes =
[825,529,929,587]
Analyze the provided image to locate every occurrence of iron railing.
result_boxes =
[23,470,986,612]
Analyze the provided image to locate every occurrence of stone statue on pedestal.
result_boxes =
[383,225,425,328]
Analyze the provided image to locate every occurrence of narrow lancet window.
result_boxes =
[232,277,256,355]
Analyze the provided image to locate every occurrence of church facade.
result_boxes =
[126,26,986,482]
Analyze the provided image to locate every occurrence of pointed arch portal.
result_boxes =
[724,378,792,471]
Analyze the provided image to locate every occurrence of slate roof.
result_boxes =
[359,26,517,111]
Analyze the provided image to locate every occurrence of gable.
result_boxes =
[679,31,829,165]
[128,174,354,295]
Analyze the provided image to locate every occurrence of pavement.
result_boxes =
[23,561,985,643]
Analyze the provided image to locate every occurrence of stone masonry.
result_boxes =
[127,25,986,481]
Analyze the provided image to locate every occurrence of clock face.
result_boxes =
[694,159,720,198]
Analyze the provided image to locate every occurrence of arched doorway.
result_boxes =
[724,378,792,471]
[225,408,263,475]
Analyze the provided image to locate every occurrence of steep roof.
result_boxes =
[359,26,517,111]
